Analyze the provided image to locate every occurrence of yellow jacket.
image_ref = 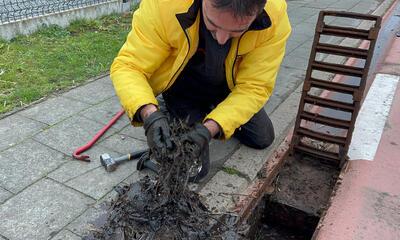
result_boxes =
[111,0,291,139]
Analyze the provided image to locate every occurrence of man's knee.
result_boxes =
[243,129,275,149]
[255,134,275,149]
[234,109,275,149]
[234,123,275,150]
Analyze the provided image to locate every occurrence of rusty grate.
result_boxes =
[290,11,382,168]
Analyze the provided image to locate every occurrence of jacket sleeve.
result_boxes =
[110,0,170,124]
[205,2,291,139]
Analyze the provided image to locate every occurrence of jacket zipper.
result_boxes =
[162,29,191,93]
[231,31,248,86]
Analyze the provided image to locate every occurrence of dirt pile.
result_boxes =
[84,121,246,240]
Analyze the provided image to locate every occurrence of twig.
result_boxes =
[219,192,253,197]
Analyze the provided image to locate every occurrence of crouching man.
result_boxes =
[111,0,291,180]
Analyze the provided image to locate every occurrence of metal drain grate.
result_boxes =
[290,11,382,168]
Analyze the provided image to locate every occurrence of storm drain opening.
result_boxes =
[246,154,339,240]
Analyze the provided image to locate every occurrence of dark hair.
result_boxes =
[211,0,267,18]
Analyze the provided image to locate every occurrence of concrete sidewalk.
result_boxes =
[0,0,394,239]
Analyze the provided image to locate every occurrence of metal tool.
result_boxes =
[73,109,125,162]
[100,149,148,172]
[104,149,208,182]
[136,151,159,173]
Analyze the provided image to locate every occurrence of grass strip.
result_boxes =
[0,11,133,114]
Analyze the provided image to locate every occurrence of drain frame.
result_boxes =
[290,11,382,168]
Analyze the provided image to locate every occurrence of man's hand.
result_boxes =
[143,110,173,156]
[182,123,212,181]
[140,104,158,120]
[183,123,212,156]
[203,119,220,138]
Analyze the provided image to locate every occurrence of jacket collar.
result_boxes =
[176,0,202,29]
[176,0,272,31]
[249,9,272,30]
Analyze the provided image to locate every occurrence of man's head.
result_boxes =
[202,0,266,45]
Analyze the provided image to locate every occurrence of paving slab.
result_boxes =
[47,146,120,183]
[285,39,307,54]
[119,125,146,141]
[224,146,272,182]
[330,17,362,28]
[264,95,283,115]
[319,35,344,46]
[98,133,148,154]
[292,21,317,38]
[51,230,81,240]
[304,13,320,24]
[200,171,248,213]
[66,206,108,237]
[287,31,313,45]
[99,170,157,204]
[277,66,306,86]
[288,39,313,60]
[81,96,130,131]
[65,160,137,200]
[33,115,118,156]
[209,138,240,167]
[303,0,338,9]
[0,139,67,194]
[123,170,151,185]
[323,0,361,10]
[99,181,133,204]
[0,187,12,204]
[281,54,309,71]
[18,96,90,125]
[288,6,319,20]
[62,77,115,105]
[96,75,113,87]
[0,178,94,240]
[286,1,305,12]
[274,66,306,99]
[288,15,308,25]
[205,138,241,182]
[289,27,313,43]
[350,0,381,14]
[270,84,302,138]
[0,114,46,151]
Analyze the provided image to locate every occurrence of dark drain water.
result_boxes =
[257,199,319,240]
[256,222,313,240]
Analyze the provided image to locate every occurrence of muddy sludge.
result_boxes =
[84,121,247,240]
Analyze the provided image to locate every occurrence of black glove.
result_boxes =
[183,123,212,181]
[183,123,211,157]
[143,111,173,156]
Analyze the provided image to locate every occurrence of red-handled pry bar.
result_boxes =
[72,109,125,162]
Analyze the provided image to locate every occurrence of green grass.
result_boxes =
[222,166,242,176]
[0,11,134,114]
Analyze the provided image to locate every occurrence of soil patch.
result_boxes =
[271,156,339,216]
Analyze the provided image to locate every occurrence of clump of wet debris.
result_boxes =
[84,120,247,240]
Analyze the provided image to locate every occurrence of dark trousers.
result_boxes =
[160,94,275,149]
